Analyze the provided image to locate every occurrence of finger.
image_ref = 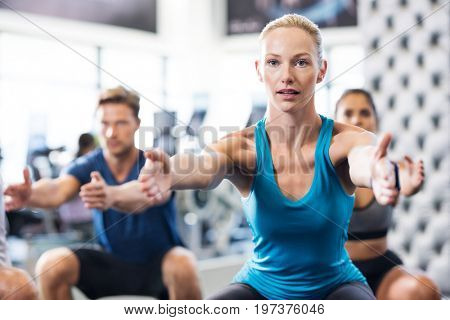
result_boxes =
[4,199,14,211]
[141,185,150,194]
[23,167,32,185]
[417,160,424,171]
[386,161,396,183]
[403,155,413,165]
[80,186,98,195]
[138,174,150,183]
[373,171,395,189]
[374,157,394,180]
[382,197,396,206]
[148,185,160,195]
[386,195,398,205]
[80,183,103,192]
[141,159,157,174]
[90,171,104,183]
[82,199,104,207]
[3,186,15,196]
[378,194,397,206]
[143,184,157,195]
[145,161,162,174]
[80,190,106,197]
[139,177,152,192]
[376,177,395,189]
[146,190,158,198]
[155,192,163,202]
[144,149,170,174]
[82,181,104,190]
[145,186,160,198]
[144,149,165,163]
[146,195,158,204]
[82,196,105,203]
[80,190,106,199]
[5,198,20,211]
[377,196,389,206]
[4,184,23,195]
[381,188,399,198]
[374,133,392,161]
[84,202,105,209]
[149,191,164,203]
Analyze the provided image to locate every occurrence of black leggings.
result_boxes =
[352,249,403,294]
[207,283,266,300]
[325,282,375,300]
[208,282,375,300]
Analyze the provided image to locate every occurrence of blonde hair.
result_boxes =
[259,14,323,62]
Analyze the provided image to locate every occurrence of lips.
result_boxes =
[276,88,300,94]
[276,88,300,100]
[107,140,120,148]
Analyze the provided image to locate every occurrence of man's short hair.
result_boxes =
[98,86,140,119]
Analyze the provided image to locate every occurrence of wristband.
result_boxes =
[392,161,401,191]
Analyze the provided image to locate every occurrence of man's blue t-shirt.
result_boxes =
[64,149,182,264]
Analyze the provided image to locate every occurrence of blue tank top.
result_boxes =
[233,115,366,299]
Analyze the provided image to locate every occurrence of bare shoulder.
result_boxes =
[209,125,256,155]
[232,125,256,152]
[226,125,255,143]
[204,126,256,194]
[330,121,376,165]
[332,121,375,145]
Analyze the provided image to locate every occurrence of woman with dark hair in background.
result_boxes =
[58,133,98,231]
[335,88,440,299]
[76,133,97,158]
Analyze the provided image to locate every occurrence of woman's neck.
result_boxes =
[266,104,322,148]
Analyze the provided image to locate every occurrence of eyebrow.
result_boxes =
[265,52,312,58]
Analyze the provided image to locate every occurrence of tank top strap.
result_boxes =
[316,114,335,170]
[253,118,271,175]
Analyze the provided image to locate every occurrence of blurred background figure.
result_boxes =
[1,172,38,299]
[335,89,440,300]
[75,133,97,158]
[58,133,98,236]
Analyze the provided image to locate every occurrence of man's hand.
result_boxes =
[79,172,112,210]
[139,149,171,202]
[370,134,400,206]
[3,168,32,211]
[398,155,425,196]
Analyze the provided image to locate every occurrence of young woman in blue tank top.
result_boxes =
[140,14,424,299]
[335,89,440,299]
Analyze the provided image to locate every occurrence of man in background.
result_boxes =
[4,86,201,299]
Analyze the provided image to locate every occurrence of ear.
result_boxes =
[316,59,328,84]
[133,117,141,131]
[255,59,263,83]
